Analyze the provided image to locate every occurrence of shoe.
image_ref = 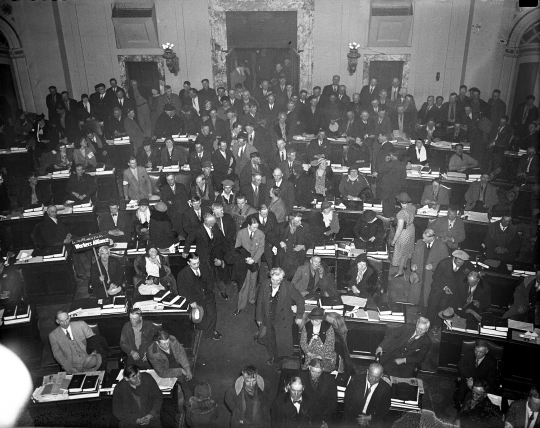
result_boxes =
[394,273,404,278]
[233,309,241,316]
[267,357,275,365]
[212,331,222,340]
[220,292,229,300]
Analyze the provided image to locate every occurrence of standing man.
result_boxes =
[271,377,312,427]
[128,79,152,137]
[344,363,391,428]
[373,149,406,217]
[48,310,102,374]
[484,214,521,262]
[46,86,60,124]
[486,89,506,127]
[157,85,182,113]
[119,308,159,370]
[124,107,147,155]
[177,253,222,340]
[409,228,449,306]
[234,217,265,316]
[359,77,381,110]
[512,95,539,139]
[256,267,305,370]
[430,205,466,250]
[505,385,540,428]
[123,157,152,202]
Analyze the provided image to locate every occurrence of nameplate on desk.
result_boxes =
[72,232,110,251]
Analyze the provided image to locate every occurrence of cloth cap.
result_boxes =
[164,104,175,111]
[149,195,161,202]
[321,201,333,211]
[222,179,234,187]
[139,198,149,206]
[250,152,260,159]
[355,253,368,264]
[202,161,212,168]
[155,202,167,212]
[308,307,325,320]
[452,250,469,260]
[396,192,411,203]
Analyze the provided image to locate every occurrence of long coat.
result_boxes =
[255,279,305,358]
[409,238,449,306]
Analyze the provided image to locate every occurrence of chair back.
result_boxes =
[148,174,161,195]
[86,323,100,336]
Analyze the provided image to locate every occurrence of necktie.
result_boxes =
[454,266,459,272]
[364,384,372,401]
[196,210,201,220]
[399,115,403,131]
[209,229,213,239]
[370,87,373,94]
[195,270,200,277]
[66,330,72,340]
[219,219,224,234]
[528,413,535,428]
[262,218,266,226]
[250,232,253,240]
[523,106,529,124]
[254,186,259,203]
[347,121,352,133]
[449,104,454,121]
[249,134,253,144]
[120,99,123,106]
[270,104,273,111]
[101,94,104,100]
[392,88,397,101]
[281,151,285,161]
[293,400,302,404]
[475,359,479,368]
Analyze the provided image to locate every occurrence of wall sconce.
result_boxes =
[347,42,361,76]
[162,43,179,76]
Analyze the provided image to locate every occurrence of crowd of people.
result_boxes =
[0,57,534,427]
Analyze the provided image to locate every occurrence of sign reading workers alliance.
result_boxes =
[72,232,111,251]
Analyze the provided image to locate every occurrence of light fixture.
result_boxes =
[347,42,361,75]
[162,42,179,76]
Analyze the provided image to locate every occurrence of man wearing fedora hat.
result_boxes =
[426,250,475,333]
[353,210,385,251]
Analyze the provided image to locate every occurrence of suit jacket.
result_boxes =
[406,143,432,165]
[344,373,391,428]
[410,238,449,303]
[49,321,96,373]
[504,275,539,319]
[371,116,392,138]
[207,117,228,139]
[505,399,540,428]
[430,216,466,249]
[46,93,61,118]
[377,159,406,193]
[457,349,498,390]
[35,213,69,248]
[230,203,258,231]
[490,123,514,147]
[89,92,109,121]
[213,213,236,251]
[211,149,236,182]
[242,211,280,247]
[177,263,214,306]
[391,112,415,137]
[464,182,498,211]
[89,256,126,299]
[487,98,506,126]
[105,116,127,139]
[99,211,133,242]
[119,320,159,359]
[359,84,381,109]
[306,138,331,161]
[160,182,190,215]
[124,117,146,149]
[231,141,257,176]
[357,120,375,139]
[110,96,135,117]
[188,150,212,172]
[155,94,182,115]
[65,173,97,203]
[77,100,94,122]
[484,221,520,256]
[303,106,325,135]
[297,370,338,425]
[448,153,479,171]
[123,166,152,201]
[431,256,474,295]
[441,102,462,124]
[136,146,161,168]
[417,126,444,141]
[421,184,450,207]
[417,103,439,124]
[291,262,324,296]
[184,223,224,264]
[512,102,539,129]
[241,183,267,210]
[379,323,431,366]
[279,159,302,181]
[454,278,491,314]
[271,392,312,428]
[235,227,265,263]
[182,207,211,236]
[239,162,268,189]
[517,154,540,180]
[265,178,295,214]
[159,146,187,167]
[17,182,51,208]
[154,112,184,139]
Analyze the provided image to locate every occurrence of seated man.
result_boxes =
[517,145,540,184]
[454,270,491,324]
[454,339,498,407]
[105,107,127,140]
[447,122,467,143]
[188,141,212,176]
[291,255,338,297]
[448,143,479,173]
[456,379,503,428]
[375,317,431,378]
[347,137,371,167]
[123,157,153,202]
[306,128,332,162]
[17,171,51,209]
[344,363,391,428]
[65,164,97,204]
[464,173,499,212]
[99,200,133,242]
[34,205,72,248]
[421,178,450,209]
[338,166,371,207]
[119,308,159,370]
[154,104,184,139]
[503,270,540,325]
[112,364,163,428]
[417,119,443,142]
[49,310,102,374]
[484,214,520,261]
[505,385,540,428]
[352,209,385,251]
[89,245,125,298]
[430,205,466,250]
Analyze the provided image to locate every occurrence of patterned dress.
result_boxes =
[392,204,416,266]
[300,321,336,372]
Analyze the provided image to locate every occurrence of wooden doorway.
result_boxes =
[126,61,160,92]
[369,61,404,93]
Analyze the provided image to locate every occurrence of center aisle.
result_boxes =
[193,275,284,427]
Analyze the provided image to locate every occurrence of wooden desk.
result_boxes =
[0,150,33,178]
[17,255,77,298]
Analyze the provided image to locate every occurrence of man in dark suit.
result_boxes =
[260,93,280,126]
[65,164,97,204]
[18,172,51,209]
[211,140,236,187]
[306,129,331,161]
[374,150,406,217]
[359,77,381,110]
[266,167,295,214]
[243,205,280,270]
[441,93,461,128]
[188,142,212,176]
[487,115,514,177]
[456,85,470,115]
[337,85,351,107]
[154,104,184,139]
[279,147,303,181]
[182,196,210,237]
[487,89,507,127]
[357,111,375,141]
[207,107,228,140]
[417,96,438,125]
[517,145,540,183]
[178,81,192,106]
[110,89,135,117]
[344,363,391,428]
[177,253,221,340]
[89,83,109,121]
[512,95,539,139]
[371,110,392,139]
[271,376,312,426]
[99,200,133,242]
[447,123,468,143]
[321,75,341,106]
[241,173,266,209]
[505,386,540,428]
[454,339,498,406]
[388,77,401,103]
[297,358,338,426]
[303,96,325,136]
[104,107,127,139]
[211,202,236,294]
[391,105,415,139]
[77,94,95,124]
[104,78,125,107]
[46,85,61,124]
[376,318,431,378]
[60,91,79,121]
[160,173,189,234]
[254,80,272,106]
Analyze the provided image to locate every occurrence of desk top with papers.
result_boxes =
[1,202,95,222]
[15,246,68,265]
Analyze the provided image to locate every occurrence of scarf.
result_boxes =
[238,386,262,425]
[137,208,150,224]
[322,211,333,228]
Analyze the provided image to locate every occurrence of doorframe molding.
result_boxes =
[362,54,411,88]
[117,55,166,94]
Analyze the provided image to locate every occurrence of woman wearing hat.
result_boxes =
[353,210,386,251]
[310,200,340,245]
[136,137,161,169]
[338,166,371,209]
[149,201,178,249]
[391,192,416,277]
[134,245,177,295]
[345,253,378,297]
[347,137,371,166]
[133,198,151,242]
[49,142,73,172]
[300,307,336,372]
[309,157,334,200]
